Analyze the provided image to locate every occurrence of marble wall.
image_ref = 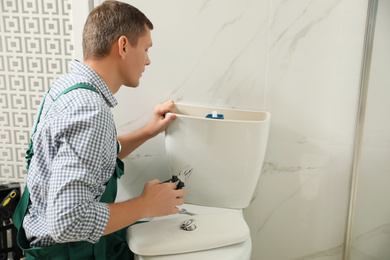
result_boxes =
[248,0,367,259]
[72,0,370,259]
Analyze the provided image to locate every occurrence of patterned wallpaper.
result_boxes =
[0,0,73,185]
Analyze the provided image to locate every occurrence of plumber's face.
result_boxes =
[121,26,152,88]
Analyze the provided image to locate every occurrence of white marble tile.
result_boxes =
[245,141,353,259]
[351,149,390,260]
[243,0,368,259]
[113,0,269,116]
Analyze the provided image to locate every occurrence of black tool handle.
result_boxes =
[176,181,185,190]
[162,176,184,190]
[163,175,179,183]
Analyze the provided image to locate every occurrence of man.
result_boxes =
[14,1,185,259]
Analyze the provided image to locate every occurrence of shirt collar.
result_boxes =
[70,59,118,108]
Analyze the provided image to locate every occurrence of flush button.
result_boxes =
[181,219,196,231]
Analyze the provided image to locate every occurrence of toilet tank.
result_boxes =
[165,104,270,209]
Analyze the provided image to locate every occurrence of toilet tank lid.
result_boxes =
[127,211,250,256]
[172,103,271,123]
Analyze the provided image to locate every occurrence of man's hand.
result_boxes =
[140,179,186,217]
[117,100,177,159]
[145,100,177,138]
[103,179,185,236]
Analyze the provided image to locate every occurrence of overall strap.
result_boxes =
[54,84,98,102]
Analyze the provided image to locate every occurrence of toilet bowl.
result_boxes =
[127,104,270,259]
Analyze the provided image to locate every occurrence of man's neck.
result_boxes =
[84,57,122,95]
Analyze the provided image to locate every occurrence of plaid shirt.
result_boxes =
[23,60,118,247]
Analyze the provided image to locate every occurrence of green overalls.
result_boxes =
[13,84,133,259]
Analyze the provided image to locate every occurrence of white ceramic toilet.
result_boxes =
[127,104,270,260]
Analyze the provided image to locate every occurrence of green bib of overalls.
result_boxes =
[13,84,133,260]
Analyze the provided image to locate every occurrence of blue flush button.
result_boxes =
[205,111,224,119]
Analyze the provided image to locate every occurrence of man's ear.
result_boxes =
[118,36,128,59]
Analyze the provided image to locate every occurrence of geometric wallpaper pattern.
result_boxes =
[0,0,73,185]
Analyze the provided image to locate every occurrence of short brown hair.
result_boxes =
[82,0,153,61]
